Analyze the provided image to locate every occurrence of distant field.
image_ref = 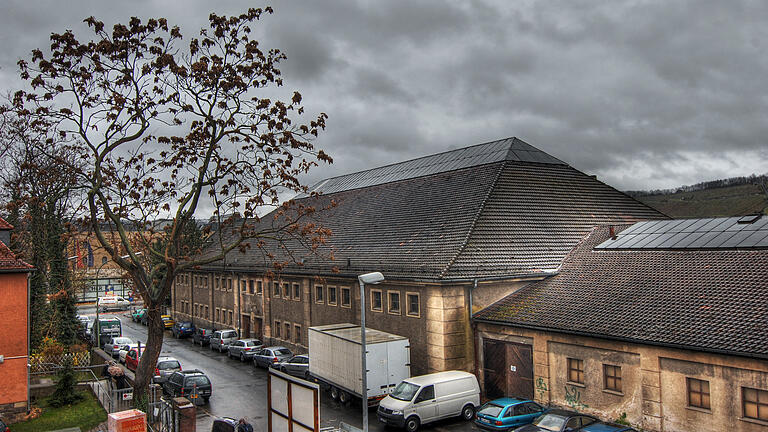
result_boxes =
[634,183,768,218]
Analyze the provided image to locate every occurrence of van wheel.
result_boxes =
[461,404,475,420]
[339,391,351,404]
[330,386,339,401]
[405,416,420,432]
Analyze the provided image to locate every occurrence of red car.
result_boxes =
[125,346,146,371]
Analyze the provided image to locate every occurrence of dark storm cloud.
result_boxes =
[1,0,767,199]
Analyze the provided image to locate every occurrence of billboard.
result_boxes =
[268,368,320,432]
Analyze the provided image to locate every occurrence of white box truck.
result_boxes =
[308,323,410,406]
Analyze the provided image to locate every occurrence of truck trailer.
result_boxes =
[308,323,410,406]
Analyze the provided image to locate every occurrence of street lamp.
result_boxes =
[358,271,384,432]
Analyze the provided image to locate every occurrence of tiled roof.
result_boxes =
[475,223,768,359]
[0,240,33,271]
[0,217,13,230]
[203,137,665,280]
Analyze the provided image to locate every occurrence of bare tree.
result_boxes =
[14,8,331,404]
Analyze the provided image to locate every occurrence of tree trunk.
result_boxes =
[133,303,165,409]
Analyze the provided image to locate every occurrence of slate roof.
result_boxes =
[0,218,32,272]
[203,137,665,280]
[474,220,768,359]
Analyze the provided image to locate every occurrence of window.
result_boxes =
[204,276,208,287]
[283,283,290,298]
[228,310,233,325]
[315,285,324,303]
[294,324,301,344]
[293,283,301,301]
[228,278,233,291]
[406,292,420,317]
[248,280,254,294]
[341,287,351,307]
[256,281,263,294]
[285,323,291,341]
[388,291,401,314]
[415,385,434,403]
[205,305,209,319]
[371,289,383,311]
[274,321,281,338]
[194,304,199,316]
[603,364,622,392]
[215,277,220,290]
[743,387,768,421]
[216,308,221,322]
[241,280,247,293]
[567,358,584,384]
[687,378,711,410]
[328,286,337,305]
[273,281,280,297]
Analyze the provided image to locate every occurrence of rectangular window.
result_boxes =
[215,277,220,290]
[274,320,281,338]
[328,286,337,305]
[371,289,383,311]
[205,306,209,319]
[283,283,290,298]
[603,364,622,392]
[257,280,263,294]
[743,387,768,421]
[241,280,247,293]
[388,291,401,314]
[273,281,280,297]
[228,310,233,325]
[293,283,301,301]
[285,322,291,341]
[194,304,199,316]
[315,285,324,303]
[294,324,301,344]
[248,280,254,294]
[567,358,584,384]
[687,378,711,410]
[228,279,233,291]
[204,276,208,288]
[216,308,221,322]
[406,292,420,317]
[341,287,351,307]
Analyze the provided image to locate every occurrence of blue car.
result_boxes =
[582,423,637,432]
[171,321,195,339]
[475,398,547,430]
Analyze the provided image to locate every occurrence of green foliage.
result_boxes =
[12,390,106,432]
[47,357,83,407]
[615,412,630,425]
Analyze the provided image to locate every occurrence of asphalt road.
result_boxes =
[80,306,479,432]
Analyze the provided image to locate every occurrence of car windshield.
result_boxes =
[223,331,236,338]
[532,414,567,431]
[115,338,132,344]
[390,381,420,401]
[100,321,120,328]
[275,349,291,356]
[181,322,192,328]
[187,376,210,387]
[478,403,504,417]
[244,341,258,347]
[158,360,181,370]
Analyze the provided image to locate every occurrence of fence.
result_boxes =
[29,351,91,373]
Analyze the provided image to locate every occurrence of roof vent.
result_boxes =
[737,214,762,224]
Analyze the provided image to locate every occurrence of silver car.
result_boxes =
[153,356,182,383]
[279,355,310,379]
[253,346,293,369]
[103,337,133,357]
[210,329,239,353]
[227,338,263,362]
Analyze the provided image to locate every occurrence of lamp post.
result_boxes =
[358,271,384,432]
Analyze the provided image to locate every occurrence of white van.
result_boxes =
[98,295,131,312]
[377,371,480,432]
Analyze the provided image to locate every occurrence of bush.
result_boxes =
[48,357,83,407]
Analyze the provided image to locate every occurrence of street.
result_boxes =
[80,306,478,432]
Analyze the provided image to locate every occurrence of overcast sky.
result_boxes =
[1,0,767,193]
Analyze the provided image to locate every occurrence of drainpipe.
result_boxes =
[470,279,481,379]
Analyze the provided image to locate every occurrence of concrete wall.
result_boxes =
[476,322,768,432]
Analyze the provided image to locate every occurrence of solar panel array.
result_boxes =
[596,216,768,250]
[303,137,565,195]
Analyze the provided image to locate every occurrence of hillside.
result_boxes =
[632,183,768,218]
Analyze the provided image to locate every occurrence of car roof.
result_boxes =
[543,408,591,417]
[264,346,288,351]
[177,369,205,375]
[239,338,261,342]
[158,356,178,362]
[485,397,531,407]
[404,370,476,385]
[582,423,635,432]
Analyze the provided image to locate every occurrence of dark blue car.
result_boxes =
[171,321,195,339]
[475,398,547,430]
[582,423,637,432]
[512,409,599,432]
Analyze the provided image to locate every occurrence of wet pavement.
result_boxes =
[79,305,478,432]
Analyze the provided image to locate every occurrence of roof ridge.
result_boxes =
[439,162,506,279]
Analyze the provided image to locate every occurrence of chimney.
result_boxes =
[609,226,616,240]
[0,218,12,247]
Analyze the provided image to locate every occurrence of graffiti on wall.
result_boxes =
[564,385,589,410]
[535,377,549,400]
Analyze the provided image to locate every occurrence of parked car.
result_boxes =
[253,346,293,369]
[193,327,215,346]
[211,417,238,432]
[118,343,139,364]
[475,398,547,430]
[378,371,480,432]
[131,308,146,323]
[153,356,182,383]
[279,354,310,378]
[210,329,239,353]
[162,369,212,403]
[98,295,131,312]
[125,346,146,372]
[172,321,195,339]
[582,423,638,432]
[103,337,133,358]
[227,338,263,362]
[161,315,175,329]
[512,409,599,432]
